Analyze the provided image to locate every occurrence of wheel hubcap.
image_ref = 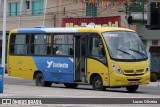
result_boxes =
[38,77,44,85]
[95,80,102,89]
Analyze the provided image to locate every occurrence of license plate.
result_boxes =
[131,82,139,85]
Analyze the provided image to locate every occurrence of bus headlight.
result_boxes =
[145,67,150,73]
[112,64,123,74]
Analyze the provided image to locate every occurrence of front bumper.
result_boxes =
[108,71,150,87]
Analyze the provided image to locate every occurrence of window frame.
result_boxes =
[86,3,97,17]
[88,33,108,65]
[9,33,74,57]
[8,2,20,16]
[32,0,44,15]
[9,33,30,55]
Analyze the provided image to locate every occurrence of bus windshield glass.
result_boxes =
[102,31,147,60]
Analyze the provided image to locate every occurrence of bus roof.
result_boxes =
[10,27,135,34]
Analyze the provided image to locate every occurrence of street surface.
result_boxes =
[0,74,160,107]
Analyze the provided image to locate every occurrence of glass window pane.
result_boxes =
[33,45,46,55]
[10,34,29,55]
[32,0,44,15]
[9,2,20,16]
[53,34,73,44]
[10,3,16,16]
[53,45,73,55]
[15,35,25,44]
[17,2,20,16]
[34,35,46,44]
[15,45,28,54]
[53,34,73,56]
[86,3,97,16]
[90,36,106,62]
[30,34,51,55]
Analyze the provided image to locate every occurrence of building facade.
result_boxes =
[0,0,135,63]
[0,0,127,29]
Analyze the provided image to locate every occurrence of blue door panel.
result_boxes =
[33,57,74,83]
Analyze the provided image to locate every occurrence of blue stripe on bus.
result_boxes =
[33,56,74,83]
[18,28,46,33]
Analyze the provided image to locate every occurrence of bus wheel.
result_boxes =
[35,73,52,87]
[126,85,139,92]
[64,83,78,88]
[44,81,52,87]
[92,76,106,91]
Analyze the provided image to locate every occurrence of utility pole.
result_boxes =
[1,0,6,72]
[126,0,130,28]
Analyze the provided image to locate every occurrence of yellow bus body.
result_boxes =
[7,27,150,91]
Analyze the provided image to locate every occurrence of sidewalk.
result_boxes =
[144,81,160,87]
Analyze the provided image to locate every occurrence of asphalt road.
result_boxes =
[1,74,160,107]
[3,74,160,97]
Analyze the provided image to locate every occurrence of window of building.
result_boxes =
[86,3,97,17]
[8,2,20,16]
[10,34,29,54]
[32,0,44,15]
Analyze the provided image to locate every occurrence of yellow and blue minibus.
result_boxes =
[7,26,150,92]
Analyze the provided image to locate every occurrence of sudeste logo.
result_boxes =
[47,61,68,69]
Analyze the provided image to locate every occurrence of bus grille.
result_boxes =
[124,69,144,74]
[124,74,144,76]
[124,70,134,73]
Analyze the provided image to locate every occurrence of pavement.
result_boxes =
[1,74,160,107]
[3,74,160,87]
[144,82,160,87]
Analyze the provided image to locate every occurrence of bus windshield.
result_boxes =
[102,31,147,60]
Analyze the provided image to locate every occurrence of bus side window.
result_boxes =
[90,36,107,63]
[53,34,74,56]
[10,34,29,55]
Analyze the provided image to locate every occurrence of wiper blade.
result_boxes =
[117,49,136,59]
[129,49,147,58]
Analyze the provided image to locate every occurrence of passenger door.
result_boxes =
[74,34,88,83]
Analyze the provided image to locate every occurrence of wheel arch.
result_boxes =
[90,73,101,85]
[33,70,43,80]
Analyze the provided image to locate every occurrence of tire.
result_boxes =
[150,73,158,82]
[126,85,139,92]
[64,83,78,88]
[35,73,52,87]
[44,81,52,87]
[92,76,106,91]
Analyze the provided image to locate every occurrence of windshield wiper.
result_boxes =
[117,49,136,59]
[129,49,147,58]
